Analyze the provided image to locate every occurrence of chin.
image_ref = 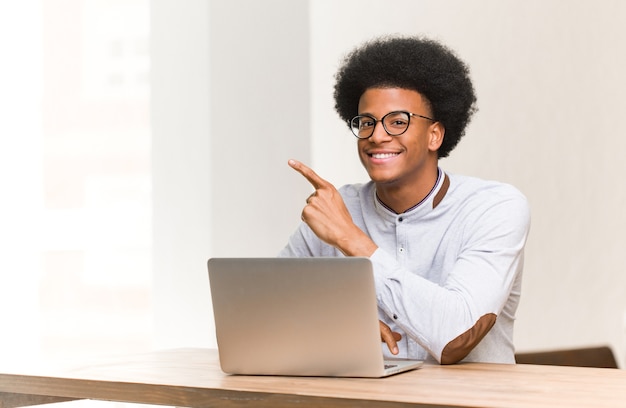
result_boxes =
[367,173,400,185]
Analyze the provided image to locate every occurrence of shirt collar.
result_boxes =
[375,168,450,215]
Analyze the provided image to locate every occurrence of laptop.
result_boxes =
[207,257,423,377]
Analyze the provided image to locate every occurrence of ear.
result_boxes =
[428,122,445,152]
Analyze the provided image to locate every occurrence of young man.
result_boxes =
[279,36,530,364]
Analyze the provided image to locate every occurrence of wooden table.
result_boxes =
[1,348,625,408]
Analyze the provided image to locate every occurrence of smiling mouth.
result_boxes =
[370,152,400,159]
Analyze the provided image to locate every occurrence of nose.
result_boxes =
[368,121,393,143]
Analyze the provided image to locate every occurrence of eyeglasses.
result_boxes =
[349,111,435,139]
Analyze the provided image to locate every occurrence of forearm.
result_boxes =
[371,248,521,364]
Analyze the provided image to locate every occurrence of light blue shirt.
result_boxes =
[279,169,531,364]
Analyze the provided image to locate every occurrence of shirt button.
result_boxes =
[399,248,404,253]
[393,314,398,320]
[398,217,404,222]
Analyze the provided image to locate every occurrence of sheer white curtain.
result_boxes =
[0,0,43,363]
[0,0,152,363]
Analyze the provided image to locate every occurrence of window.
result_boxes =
[0,0,152,363]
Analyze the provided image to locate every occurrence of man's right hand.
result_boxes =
[287,159,378,257]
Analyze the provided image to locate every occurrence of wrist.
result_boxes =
[337,231,377,257]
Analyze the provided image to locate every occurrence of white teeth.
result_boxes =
[371,153,398,159]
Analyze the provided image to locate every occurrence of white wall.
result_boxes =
[208,0,311,257]
[151,0,311,349]
[151,0,212,349]
[152,0,626,367]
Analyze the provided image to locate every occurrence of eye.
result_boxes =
[360,119,375,129]
[384,112,409,129]
[390,119,408,127]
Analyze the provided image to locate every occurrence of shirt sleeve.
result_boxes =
[278,222,341,258]
[372,192,530,364]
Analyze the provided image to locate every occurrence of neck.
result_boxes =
[376,168,440,214]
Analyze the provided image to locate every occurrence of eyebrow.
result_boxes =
[357,111,401,118]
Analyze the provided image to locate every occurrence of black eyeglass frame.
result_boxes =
[349,110,436,139]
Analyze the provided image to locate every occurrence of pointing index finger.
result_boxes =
[288,159,328,190]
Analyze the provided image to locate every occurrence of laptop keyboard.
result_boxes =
[384,364,398,369]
